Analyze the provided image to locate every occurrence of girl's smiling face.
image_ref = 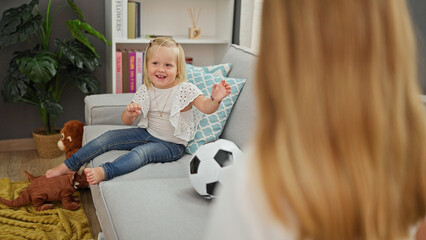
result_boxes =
[147,45,178,89]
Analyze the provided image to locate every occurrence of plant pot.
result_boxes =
[32,127,63,158]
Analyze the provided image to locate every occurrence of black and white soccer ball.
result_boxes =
[189,139,243,199]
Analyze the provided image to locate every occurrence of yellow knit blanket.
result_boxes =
[0,177,93,240]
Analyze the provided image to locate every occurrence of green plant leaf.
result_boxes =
[66,19,111,58]
[40,100,63,118]
[1,73,30,103]
[67,0,85,22]
[0,0,42,48]
[1,50,35,103]
[17,51,58,84]
[56,39,99,71]
[71,70,100,95]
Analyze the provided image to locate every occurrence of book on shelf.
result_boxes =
[122,0,127,39]
[117,49,141,94]
[114,0,127,39]
[136,50,144,90]
[127,1,137,39]
[114,0,122,38]
[121,50,130,93]
[128,51,136,93]
[116,51,123,94]
[135,2,141,38]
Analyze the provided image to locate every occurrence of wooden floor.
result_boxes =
[0,150,102,239]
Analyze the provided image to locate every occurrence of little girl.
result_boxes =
[46,37,231,184]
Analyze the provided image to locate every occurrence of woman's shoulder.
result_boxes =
[204,148,296,240]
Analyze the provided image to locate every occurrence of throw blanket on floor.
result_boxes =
[0,177,93,240]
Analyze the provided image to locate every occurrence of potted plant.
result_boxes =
[0,0,110,158]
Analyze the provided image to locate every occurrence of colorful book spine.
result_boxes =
[142,51,145,84]
[115,51,123,94]
[136,51,143,90]
[127,2,136,39]
[128,51,136,93]
[135,2,141,38]
[122,50,129,93]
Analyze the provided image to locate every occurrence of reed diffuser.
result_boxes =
[187,8,201,39]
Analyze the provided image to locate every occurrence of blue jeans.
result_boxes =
[64,128,185,180]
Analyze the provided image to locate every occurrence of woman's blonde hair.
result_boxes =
[143,37,186,88]
[255,0,426,239]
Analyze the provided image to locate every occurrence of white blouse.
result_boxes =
[204,153,421,240]
[132,82,203,145]
[204,155,296,240]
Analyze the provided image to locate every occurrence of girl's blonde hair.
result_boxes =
[143,37,186,88]
[255,0,426,239]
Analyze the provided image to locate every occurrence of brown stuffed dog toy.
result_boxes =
[0,170,89,211]
[58,120,85,159]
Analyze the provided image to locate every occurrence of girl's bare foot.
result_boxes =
[45,163,75,178]
[84,167,105,185]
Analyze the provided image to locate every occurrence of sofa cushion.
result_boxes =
[99,178,212,240]
[186,70,246,154]
[84,93,134,125]
[219,44,258,150]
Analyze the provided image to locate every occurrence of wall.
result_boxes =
[410,0,426,92]
[0,0,106,140]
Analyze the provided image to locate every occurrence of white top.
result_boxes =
[132,82,203,145]
[204,154,296,240]
[204,151,421,240]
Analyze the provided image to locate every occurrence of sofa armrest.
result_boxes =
[84,93,135,125]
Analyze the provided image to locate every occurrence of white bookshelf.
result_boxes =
[105,0,235,93]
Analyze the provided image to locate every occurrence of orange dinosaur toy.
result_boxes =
[0,170,88,211]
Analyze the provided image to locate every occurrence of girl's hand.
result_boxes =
[125,102,142,117]
[211,80,231,102]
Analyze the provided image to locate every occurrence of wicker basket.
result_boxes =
[32,128,63,158]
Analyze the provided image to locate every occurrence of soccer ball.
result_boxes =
[189,139,243,199]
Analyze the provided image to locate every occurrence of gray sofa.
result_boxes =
[83,44,257,240]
